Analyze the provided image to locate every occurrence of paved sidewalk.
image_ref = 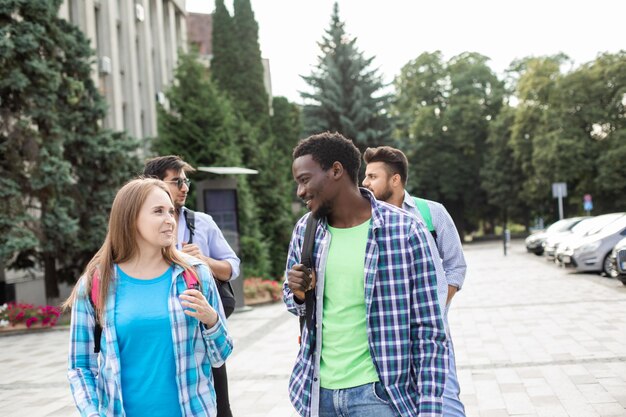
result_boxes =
[0,241,625,416]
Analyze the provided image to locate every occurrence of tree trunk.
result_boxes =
[44,253,59,300]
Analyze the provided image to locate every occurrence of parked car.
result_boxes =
[544,216,603,260]
[609,237,626,285]
[525,217,587,256]
[549,213,625,261]
[559,214,626,274]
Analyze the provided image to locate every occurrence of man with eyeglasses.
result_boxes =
[143,155,240,417]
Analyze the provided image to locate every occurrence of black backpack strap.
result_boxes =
[89,294,103,354]
[183,208,195,244]
[299,214,318,337]
[94,323,102,354]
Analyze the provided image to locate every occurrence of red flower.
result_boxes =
[25,317,39,328]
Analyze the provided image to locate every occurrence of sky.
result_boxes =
[186,0,625,104]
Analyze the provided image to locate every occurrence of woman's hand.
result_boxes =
[179,289,218,328]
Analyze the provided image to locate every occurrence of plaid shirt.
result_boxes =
[283,189,448,417]
[67,257,233,417]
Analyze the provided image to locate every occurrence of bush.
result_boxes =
[0,303,61,328]
[243,277,283,302]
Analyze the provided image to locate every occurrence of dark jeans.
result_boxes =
[213,363,232,417]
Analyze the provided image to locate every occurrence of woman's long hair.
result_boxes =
[63,178,194,322]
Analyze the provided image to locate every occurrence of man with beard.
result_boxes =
[283,132,448,417]
[143,155,240,417]
[362,146,467,417]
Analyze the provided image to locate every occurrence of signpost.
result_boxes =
[552,182,567,220]
[583,194,593,216]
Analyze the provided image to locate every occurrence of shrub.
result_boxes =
[0,303,61,328]
[243,277,283,302]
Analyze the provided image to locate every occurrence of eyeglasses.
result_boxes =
[164,178,191,189]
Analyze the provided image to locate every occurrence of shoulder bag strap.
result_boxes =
[183,208,195,244]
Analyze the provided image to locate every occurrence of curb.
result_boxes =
[0,325,70,338]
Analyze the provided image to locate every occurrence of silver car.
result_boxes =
[544,215,615,260]
[525,217,587,256]
[550,213,625,261]
[609,237,626,285]
[559,214,626,274]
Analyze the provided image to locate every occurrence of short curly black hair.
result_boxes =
[293,132,361,185]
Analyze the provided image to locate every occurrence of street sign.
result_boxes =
[583,194,593,213]
[552,182,567,220]
[552,182,567,198]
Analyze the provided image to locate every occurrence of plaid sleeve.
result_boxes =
[408,222,448,417]
[283,215,307,317]
[67,278,101,417]
[198,264,233,367]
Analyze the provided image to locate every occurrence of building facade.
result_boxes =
[59,0,188,149]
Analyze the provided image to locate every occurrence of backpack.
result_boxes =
[183,208,236,317]
[413,197,437,241]
[89,267,199,354]
[298,214,318,344]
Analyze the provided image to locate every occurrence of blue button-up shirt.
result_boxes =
[402,192,467,290]
[283,189,448,417]
[67,257,233,417]
[177,208,241,280]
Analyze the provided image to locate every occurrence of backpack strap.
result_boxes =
[183,268,200,290]
[299,214,318,343]
[413,197,437,240]
[90,270,103,354]
[183,208,195,244]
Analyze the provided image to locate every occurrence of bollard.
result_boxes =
[503,228,511,256]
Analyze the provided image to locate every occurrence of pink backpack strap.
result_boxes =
[91,269,100,308]
[183,268,200,290]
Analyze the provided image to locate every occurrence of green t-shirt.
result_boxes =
[320,218,379,389]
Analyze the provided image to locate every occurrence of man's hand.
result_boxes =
[287,264,316,303]
[181,242,202,258]
[446,285,458,305]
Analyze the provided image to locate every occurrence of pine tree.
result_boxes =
[211,0,239,99]
[211,1,298,277]
[301,2,392,152]
[154,51,270,276]
[232,0,270,125]
[0,0,139,299]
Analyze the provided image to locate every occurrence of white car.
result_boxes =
[559,215,626,274]
[525,217,587,256]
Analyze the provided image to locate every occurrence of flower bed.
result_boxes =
[0,302,61,330]
[243,277,283,305]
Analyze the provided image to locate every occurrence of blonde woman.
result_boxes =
[65,178,232,417]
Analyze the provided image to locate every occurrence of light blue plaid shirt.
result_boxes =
[402,191,467,290]
[283,189,448,417]
[67,257,232,417]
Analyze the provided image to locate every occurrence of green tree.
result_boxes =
[153,50,270,276]
[481,106,528,229]
[301,2,392,152]
[0,0,139,299]
[232,0,270,126]
[211,1,297,277]
[393,52,505,236]
[211,0,239,100]
[532,52,626,215]
[507,55,567,220]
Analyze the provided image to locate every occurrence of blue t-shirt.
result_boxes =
[115,265,182,417]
